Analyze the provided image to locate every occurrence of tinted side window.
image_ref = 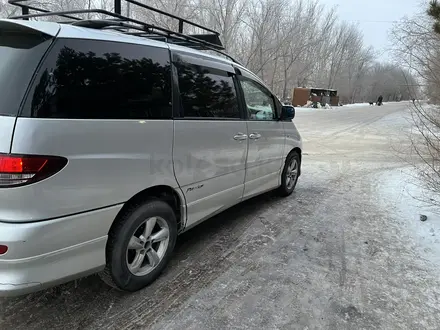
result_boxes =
[25,39,172,119]
[176,61,239,119]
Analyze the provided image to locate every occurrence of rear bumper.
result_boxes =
[0,204,122,297]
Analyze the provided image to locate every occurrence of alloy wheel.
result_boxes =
[126,216,170,276]
[286,158,298,190]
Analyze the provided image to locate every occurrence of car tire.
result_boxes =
[99,199,177,292]
[278,152,300,197]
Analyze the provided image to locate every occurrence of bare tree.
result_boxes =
[294,5,337,88]
[239,0,288,80]
[277,0,336,99]
[390,7,440,205]
[196,0,248,53]
[129,0,198,31]
[0,0,19,17]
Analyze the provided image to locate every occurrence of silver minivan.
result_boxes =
[0,3,302,297]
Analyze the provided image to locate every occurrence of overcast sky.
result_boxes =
[321,0,423,62]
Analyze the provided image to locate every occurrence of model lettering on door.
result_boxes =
[186,184,204,193]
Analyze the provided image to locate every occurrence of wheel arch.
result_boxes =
[110,185,186,234]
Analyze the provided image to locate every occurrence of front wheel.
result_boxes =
[99,199,177,292]
[278,152,300,197]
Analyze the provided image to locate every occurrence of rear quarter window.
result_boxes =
[23,38,172,120]
[0,29,52,116]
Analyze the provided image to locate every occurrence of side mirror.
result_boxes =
[281,105,295,120]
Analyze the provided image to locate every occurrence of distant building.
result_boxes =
[292,87,339,106]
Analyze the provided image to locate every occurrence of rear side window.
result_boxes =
[175,62,239,119]
[24,39,172,119]
[0,29,52,116]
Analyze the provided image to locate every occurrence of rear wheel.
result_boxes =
[278,152,300,196]
[100,199,177,292]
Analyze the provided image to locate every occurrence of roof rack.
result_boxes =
[7,0,241,64]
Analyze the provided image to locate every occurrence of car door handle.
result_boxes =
[233,133,248,141]
[249,133,261,140]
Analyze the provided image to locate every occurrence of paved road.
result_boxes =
[2,102,440,330]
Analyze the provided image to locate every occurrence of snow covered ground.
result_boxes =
[342,101,411,107]
[295,101,409,112]
[377,168,440,265]
[342,102,373,107]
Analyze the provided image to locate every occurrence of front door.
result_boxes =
[238,77,285,199]
[172,53,248,229]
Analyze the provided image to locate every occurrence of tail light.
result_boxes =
[0,245,8,255]
[0,154,67,187]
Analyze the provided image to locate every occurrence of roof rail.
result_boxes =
[7,0,241,64]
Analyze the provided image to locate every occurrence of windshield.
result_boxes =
[0,29,52,116]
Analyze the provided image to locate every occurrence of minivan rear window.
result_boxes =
[23,38,172,120]
[0,30,52,116]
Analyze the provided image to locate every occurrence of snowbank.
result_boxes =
[295,101,406,111]
[342,101,405,107]
[342,102,372,107]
